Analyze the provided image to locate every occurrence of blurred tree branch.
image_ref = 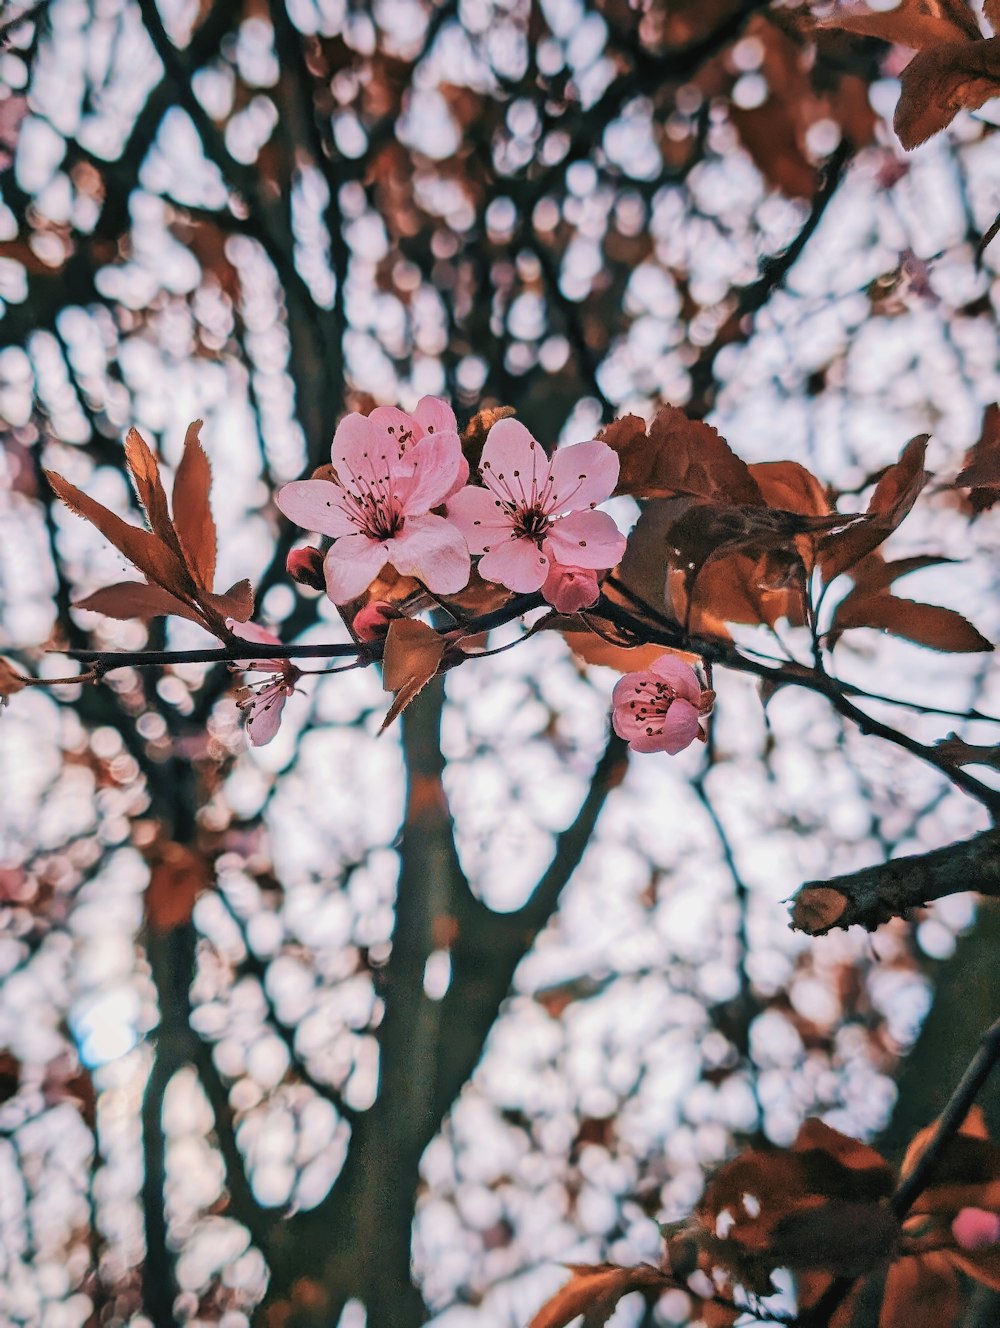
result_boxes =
[688,137,853,417]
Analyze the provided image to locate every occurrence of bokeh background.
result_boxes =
[1,0,1000,1323]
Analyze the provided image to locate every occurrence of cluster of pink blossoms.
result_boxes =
[263,397,712,755]
[276,398,626,612]
[278,398,471,603]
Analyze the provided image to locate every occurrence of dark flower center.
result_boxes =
[512,504,551,541]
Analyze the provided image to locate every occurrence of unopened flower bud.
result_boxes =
[352,600,399,642]
[541,564,601,614]
[953,1208,1000,1250]
[286,546,326,592]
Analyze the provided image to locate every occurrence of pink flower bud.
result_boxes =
[541,564,601,614]
[352,600,399,642]
[952,1208,1000,1250]
[286,546,326,592]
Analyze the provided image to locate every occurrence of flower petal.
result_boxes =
[479,418,550,496]
[414,396,458,436]
[277,479,359,538]
[478,535,549,592]
[388,513,471,594]
[544,510,627,569]
[610,680,652,743]
[447,485,513,553]
[611,672,648,710]
[245,686,288,746]
[650,653,704,706]
[332,413,395,484]
[548,440,620,512]
[447,452,470,499]
[228,619,280,647]
[657,699,701,754]
[324,534,392,603]
[368,406,420,449]
[396,434,463,512]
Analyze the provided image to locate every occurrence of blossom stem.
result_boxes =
[54,594,543,674]
[591,594,1000,815]
[296,662,367,676]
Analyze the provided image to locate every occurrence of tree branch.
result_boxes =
[434,728,629,1125]
[687,137,853,416]
[790,827,1000,935]
[134,0,326,343]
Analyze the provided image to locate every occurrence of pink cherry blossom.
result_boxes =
[611,654,713,755]
[366,396,470,497]
[542,563,600,613]
[228,619,300,747]
[447,419,626,594]
[952,1208,1000,1251]
[276,407,471,603]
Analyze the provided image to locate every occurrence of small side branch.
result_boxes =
[892,1015,1000,1218]
[790,827,1000,935]
[799,1013,1000,1328]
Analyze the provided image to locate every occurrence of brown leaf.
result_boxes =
[613,499,686,624]
[895,37,1000,149]
[202,578,255,627]
[817,1,976,50]
[698,1124,898,1295]
[792,1120,896,1202]
[820,435,929,581]
[670,501,841,582]
[678,551,807,636]
[73,581,205,624]
[47,469,193,598]
[949,1243,1000,1292]
[880,1254,959,1328]
[771,1200,899,1277]
[561,630,676,674]
[850,554,959,595]
[795,1273,858,1328]
[527,1264,669,1328]
[145,842,212,934]
[827,553,958,646]
[602,406,764,505]
[172,420,217,589]
[123,427,178,551]
[0,657,28,698]
[750,460,830,518]
[380,619,447,730]
[666,501,853,632]
[831,594,992,652]
[904,1117,1000,1205]
[955,403,1000,512]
